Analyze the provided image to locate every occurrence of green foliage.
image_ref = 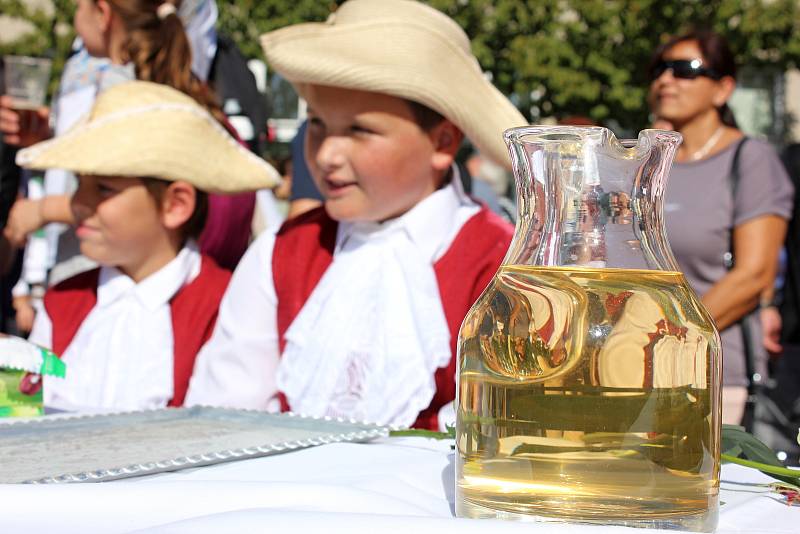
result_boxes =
[390,424,455,440]
[0,0,77,100]
[216,1,345,61]
[4,0,800,130]
[428,0,800,130]
[722,423,800,489]
[218,0,800,131]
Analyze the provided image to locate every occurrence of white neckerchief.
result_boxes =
[44,243,202,412]
[277,168,479,426]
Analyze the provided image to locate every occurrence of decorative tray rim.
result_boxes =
[1,406,390,484]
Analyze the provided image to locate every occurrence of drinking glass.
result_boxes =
[3,55,52,110]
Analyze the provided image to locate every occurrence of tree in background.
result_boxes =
[219,0,800,134]
[430,0,800,132]
[0,0,76,96]
[2,0,800,133]
[215,0,342,60]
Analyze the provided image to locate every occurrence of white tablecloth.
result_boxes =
[0,437,796,533]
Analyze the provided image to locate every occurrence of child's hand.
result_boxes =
[0,95,51,147]
[12,295,36,335]
[3,198,44,248]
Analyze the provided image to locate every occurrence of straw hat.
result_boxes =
[16,81,280,194]
[259,0,527,168]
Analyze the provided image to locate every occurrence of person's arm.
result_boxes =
[12,294,36,334]
[702,215,787,330]
[185,231,282,409]
[3,194,74,248]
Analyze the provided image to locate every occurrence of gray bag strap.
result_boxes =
[724,137,749,268]
[724,137,762,396]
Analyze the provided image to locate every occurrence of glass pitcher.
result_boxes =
[455,126,722,532]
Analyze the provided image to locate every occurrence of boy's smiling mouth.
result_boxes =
[324,177,358,196]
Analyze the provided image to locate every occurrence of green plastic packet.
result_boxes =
[0,335,65,417]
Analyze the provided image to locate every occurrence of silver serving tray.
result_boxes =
[0,406,388,484]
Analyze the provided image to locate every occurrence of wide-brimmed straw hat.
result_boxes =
[17,81,280,194]
[259,0,527,168]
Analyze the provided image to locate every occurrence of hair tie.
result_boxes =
[156,2,177,20]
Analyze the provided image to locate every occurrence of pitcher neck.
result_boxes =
[503,126,683,272]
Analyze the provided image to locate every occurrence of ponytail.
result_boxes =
[105,0,227,125]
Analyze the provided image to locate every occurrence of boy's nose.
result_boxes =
[314,135,347,171]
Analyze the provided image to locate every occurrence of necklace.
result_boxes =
[690,126,724,161]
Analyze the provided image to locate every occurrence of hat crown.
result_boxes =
[259,0,528,168]
[89,81,199,121]
[331,0,472,56]
[17,80,281,193]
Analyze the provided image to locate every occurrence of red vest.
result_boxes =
[43,256,231,407]
[273,207,513,429]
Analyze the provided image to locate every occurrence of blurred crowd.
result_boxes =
[0,0,798,460]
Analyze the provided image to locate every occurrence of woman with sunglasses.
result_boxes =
[648,30,793,425]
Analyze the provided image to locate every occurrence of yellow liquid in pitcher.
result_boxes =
[456,266,720,531]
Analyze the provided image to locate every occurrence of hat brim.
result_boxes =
[260,20,527,168]
[17,105,281,194]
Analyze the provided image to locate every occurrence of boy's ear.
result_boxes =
[430,120,464,171]
[160,181,196,232]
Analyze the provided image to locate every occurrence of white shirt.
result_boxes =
[187,169,480,425]
[254,188,287,236]
[29,244,202,412]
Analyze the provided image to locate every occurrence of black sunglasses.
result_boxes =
[649,59,721,81]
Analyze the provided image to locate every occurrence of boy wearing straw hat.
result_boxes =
[187,0,527,429]
[14,81,280,412]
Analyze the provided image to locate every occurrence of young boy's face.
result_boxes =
[71,175,166,277]
[304,85,451,222]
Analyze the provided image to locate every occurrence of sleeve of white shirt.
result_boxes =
[27,303,52,351]
[185,231,281,410]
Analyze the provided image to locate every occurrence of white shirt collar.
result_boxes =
[96,241,202,312]
[336,164,476,262]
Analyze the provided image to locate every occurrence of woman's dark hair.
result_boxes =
[142,178,208,240]
[649,29,738,128]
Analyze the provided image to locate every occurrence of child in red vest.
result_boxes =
[187,0,526,429]
[16,81,280,412]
